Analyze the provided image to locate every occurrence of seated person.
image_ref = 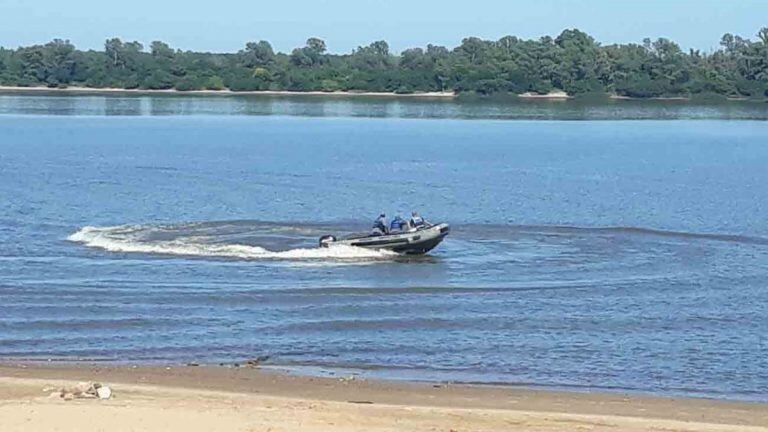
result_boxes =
[410,211,426,228]
[371,213,389,236]
[389,215,407,233]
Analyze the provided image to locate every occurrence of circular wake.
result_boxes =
[68,224,396,261]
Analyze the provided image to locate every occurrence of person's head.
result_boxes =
[412,211,419,217]
[379,213,385,218]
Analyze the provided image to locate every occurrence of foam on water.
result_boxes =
[68,225,396,260]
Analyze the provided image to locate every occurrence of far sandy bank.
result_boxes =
[3,86,763,102]
[0,85,456,98]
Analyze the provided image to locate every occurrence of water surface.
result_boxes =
[0,98,767,401]
[1,92,767,120]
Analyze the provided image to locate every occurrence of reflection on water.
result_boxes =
[0,93,767,119]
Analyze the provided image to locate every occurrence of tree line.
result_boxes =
[1,28,767,98]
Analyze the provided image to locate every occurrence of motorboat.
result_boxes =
[319,222,450,254]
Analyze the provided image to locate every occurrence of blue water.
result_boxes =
[1,95,767,401]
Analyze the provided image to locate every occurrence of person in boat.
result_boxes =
[372,213,389,236]
[390,215,407,233]
[410,211,426,228]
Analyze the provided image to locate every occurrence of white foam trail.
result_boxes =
[68,225,396,260]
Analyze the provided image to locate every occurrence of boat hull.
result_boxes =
[322,223,450,255]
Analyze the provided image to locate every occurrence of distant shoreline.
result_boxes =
[0,86,456,98]
[1,86,763,103]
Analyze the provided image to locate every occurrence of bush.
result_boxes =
[614,76,666,98]
[205,75,225,90]
[319,79,341,92]
[174,75,204,91]
[142,71,175,89]
[225,77,259,91]
[528,80,554,95]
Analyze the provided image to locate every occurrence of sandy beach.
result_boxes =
[0,85,456,98]
[608,94,697,101]
[0,363,765,432]
[517,90,572,99]
[4,86,762,102]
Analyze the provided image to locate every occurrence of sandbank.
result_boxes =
[0,85,456,98]
[609,94,692,101]
[517,90,572,99]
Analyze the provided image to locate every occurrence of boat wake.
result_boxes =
[68,220,767,264]
[68,224,396,261]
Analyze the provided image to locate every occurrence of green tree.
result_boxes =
[239,41,274,67]
[1,29,767,98]
[105,38,124,68]
[150,41,174,59]
[290,38,327,67]
[552,29,606,93]
[205,75,225,90]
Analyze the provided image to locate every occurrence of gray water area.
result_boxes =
[0,96,767,401]
[1,92,767,120]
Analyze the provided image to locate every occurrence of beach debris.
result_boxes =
[339,375,359,383]
[96,385,112,399]
[45,382,113,400]
[186,362,200,367]
[347,400,374,404]
[245,355,270,368]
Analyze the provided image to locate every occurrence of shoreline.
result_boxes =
[0,85,456,98]
[1,86,764,102]
[1,363,766,431]
[608,94,691,101]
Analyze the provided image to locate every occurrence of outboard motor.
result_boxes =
[318,235,336,248]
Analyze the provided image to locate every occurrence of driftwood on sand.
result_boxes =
[45,381,112,400]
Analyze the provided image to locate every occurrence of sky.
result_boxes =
[1,0,766,54]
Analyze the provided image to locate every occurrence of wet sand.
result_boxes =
[0,363,765,432]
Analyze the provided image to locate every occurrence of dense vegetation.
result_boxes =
[1,28,767,98]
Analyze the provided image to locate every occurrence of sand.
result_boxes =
[608,94,692,101]
[0,85,456,98]
[517,90,571,99]
[0,364,765,432]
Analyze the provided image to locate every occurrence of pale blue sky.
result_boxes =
[1,0,765,53]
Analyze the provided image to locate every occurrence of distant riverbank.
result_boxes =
[0,86,456,98]
[3,28,767,101]
[2,86,765,103]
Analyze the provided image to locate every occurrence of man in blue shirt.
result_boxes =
[372,213,389,235]
[390,215,406,233]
